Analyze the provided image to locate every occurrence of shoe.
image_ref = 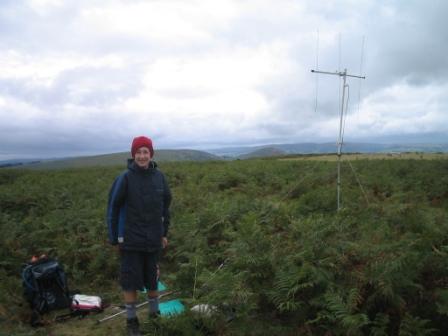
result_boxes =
[149,310,161,319]
[148,311,162,331]
[126,317,141,336]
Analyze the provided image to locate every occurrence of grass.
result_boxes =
[2,158,448,334]
[279,152,448,161]
[22,150,221,170]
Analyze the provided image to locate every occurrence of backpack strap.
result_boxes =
[54,310,90,323]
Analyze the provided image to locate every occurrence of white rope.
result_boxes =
[97,290,176,324]
[338,33,342,72]
[337,34,342,127]
[356,36,365,122]
[314,29,320,114]
[345,159,370,206]
[341,84,350,145]
[281,160,330,201]
[192,256,198,299]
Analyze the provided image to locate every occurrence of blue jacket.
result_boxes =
[107,160,171,251]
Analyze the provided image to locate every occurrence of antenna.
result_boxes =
[311,68,365,211]
[313,30,319,114]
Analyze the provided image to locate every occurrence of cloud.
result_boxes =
[347,80,448,137]
[79,0,237,43]
[0,0,447,159]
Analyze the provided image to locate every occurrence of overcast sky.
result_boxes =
[1,0,447,160]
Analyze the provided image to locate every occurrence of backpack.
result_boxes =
[22,256,71,326]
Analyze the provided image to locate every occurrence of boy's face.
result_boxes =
[134,147,151,169]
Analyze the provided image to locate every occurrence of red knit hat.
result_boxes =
[131,136,154,158]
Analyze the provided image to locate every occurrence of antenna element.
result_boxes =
[310,68,366,210]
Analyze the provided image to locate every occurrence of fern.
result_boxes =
[435,289,448,316]
[399,313,437,336]
[370,313,390,336]
[323,290,369,335]
[267,262,317,313]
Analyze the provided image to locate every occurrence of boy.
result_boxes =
[107,136,171,336]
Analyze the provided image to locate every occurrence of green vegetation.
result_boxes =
[279,152,448,161]
[238,146,286,159]
[20,149,221,170]
[1,158,448,335]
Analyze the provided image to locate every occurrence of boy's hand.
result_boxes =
[162,237,168,249]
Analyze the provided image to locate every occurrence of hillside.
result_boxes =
[4,142,448,169]
[238,146,286,159]
[1,158,448,335]
[20,149,221,169]
[208,142,448,157]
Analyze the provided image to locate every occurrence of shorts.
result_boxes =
[120,249,159,292]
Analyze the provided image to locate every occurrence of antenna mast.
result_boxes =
[311,68,365,211]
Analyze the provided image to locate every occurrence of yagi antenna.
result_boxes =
[311,67,365,211]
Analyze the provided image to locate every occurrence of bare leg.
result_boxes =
[147,290,158,299]
[123,291,138,320]
[124,290,138,303]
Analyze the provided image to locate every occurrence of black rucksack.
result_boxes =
[22,257,71,326]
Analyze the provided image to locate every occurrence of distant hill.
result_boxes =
[4,142,448,169]
[0,159,44,168]
[20,149,221,169]
[208,142,448,157]
[154,149,221,162]
[238,147,287,159]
